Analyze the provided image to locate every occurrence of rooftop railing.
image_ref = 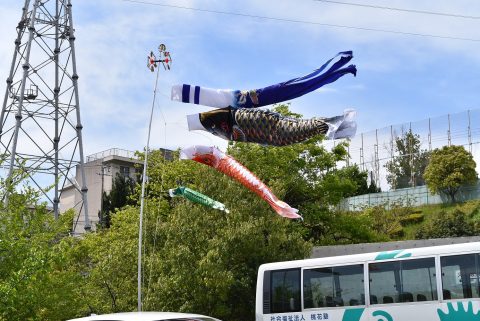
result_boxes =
[86,148,138,162]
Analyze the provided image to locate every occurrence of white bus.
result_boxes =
[256,242,480,321]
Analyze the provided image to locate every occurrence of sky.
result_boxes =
[0,0,480,158]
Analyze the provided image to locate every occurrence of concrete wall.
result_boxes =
[338,182,480,211]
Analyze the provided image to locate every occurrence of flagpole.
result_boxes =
[138,60,159,312]
[138,43,172,311]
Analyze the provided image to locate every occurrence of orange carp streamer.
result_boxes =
[180,145,301,220]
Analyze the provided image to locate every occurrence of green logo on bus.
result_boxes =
[341,309,393,321]
[340,302,479,321]
[437,302,480,321]
[372,310,393,321]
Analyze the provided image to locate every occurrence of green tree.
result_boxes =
[110,173,136,209]
[0,170,83,321]
[99,190,112,227]
[336,166,381,196]
[337,165,368,196]
[229,141,378,245]
[385,130,430,189]
[72,150,311,320]
[367,171,381,193]
[72,105,380,320]
[99,172,136,228]
[424,145,478,203]
[69,206,139,315]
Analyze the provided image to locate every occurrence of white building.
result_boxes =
[60,148,142,235]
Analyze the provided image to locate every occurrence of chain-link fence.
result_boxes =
[331,109,480,189]
[326,109,480,210]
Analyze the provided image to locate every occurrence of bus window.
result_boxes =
[441,254,479,300]
[369,257,437,304]
[303,264,364,309]
[401,258,437,302]
[369,261,399,304]
[270,269,301,313]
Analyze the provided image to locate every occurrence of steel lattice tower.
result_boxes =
[0,0,90,230]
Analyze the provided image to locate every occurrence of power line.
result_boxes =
[314,0,480,20]
[120,0,480,42]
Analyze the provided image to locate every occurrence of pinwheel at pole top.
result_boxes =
[147,43,172,71]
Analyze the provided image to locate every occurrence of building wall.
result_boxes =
[59,187,76,213]
[59,153,141,235]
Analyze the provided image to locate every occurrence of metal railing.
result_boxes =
[86,148,138,162]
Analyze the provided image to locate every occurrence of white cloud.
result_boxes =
[1,0,480,160]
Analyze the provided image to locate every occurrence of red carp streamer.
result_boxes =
[180,145,301,220]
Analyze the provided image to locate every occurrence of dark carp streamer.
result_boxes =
[187,107,356,146]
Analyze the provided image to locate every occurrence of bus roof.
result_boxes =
[259,241,480,272]
[311,236,480,258]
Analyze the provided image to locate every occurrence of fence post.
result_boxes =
[426,187,429,205]
[468,110,472,153]
[447,114,451,146]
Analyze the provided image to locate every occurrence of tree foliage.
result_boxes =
[0,174,83,321]
[385,130,430,189]
[0,105,381,320]
[337,165,380,196]
[73,149,312,320]
[99,172,136,228]
[424,145,478,202]
[361,201,414,239]
[415,209,476,239]
[68,105,380,320]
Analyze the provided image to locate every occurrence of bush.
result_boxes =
[415,209,475,239]
[456,200,480,217]
[389,226,405,238]
[362,201,413,238]
[400,213,424,226]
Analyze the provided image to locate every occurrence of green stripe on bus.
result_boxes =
[342,308,365,321]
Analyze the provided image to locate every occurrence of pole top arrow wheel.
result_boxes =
[147,51,157,72]
[146,44,172,71]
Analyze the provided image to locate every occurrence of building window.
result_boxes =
[119,166,130,178]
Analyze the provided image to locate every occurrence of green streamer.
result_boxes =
[169,186,229,213]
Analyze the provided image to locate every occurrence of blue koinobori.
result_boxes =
[171,51,357,109]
